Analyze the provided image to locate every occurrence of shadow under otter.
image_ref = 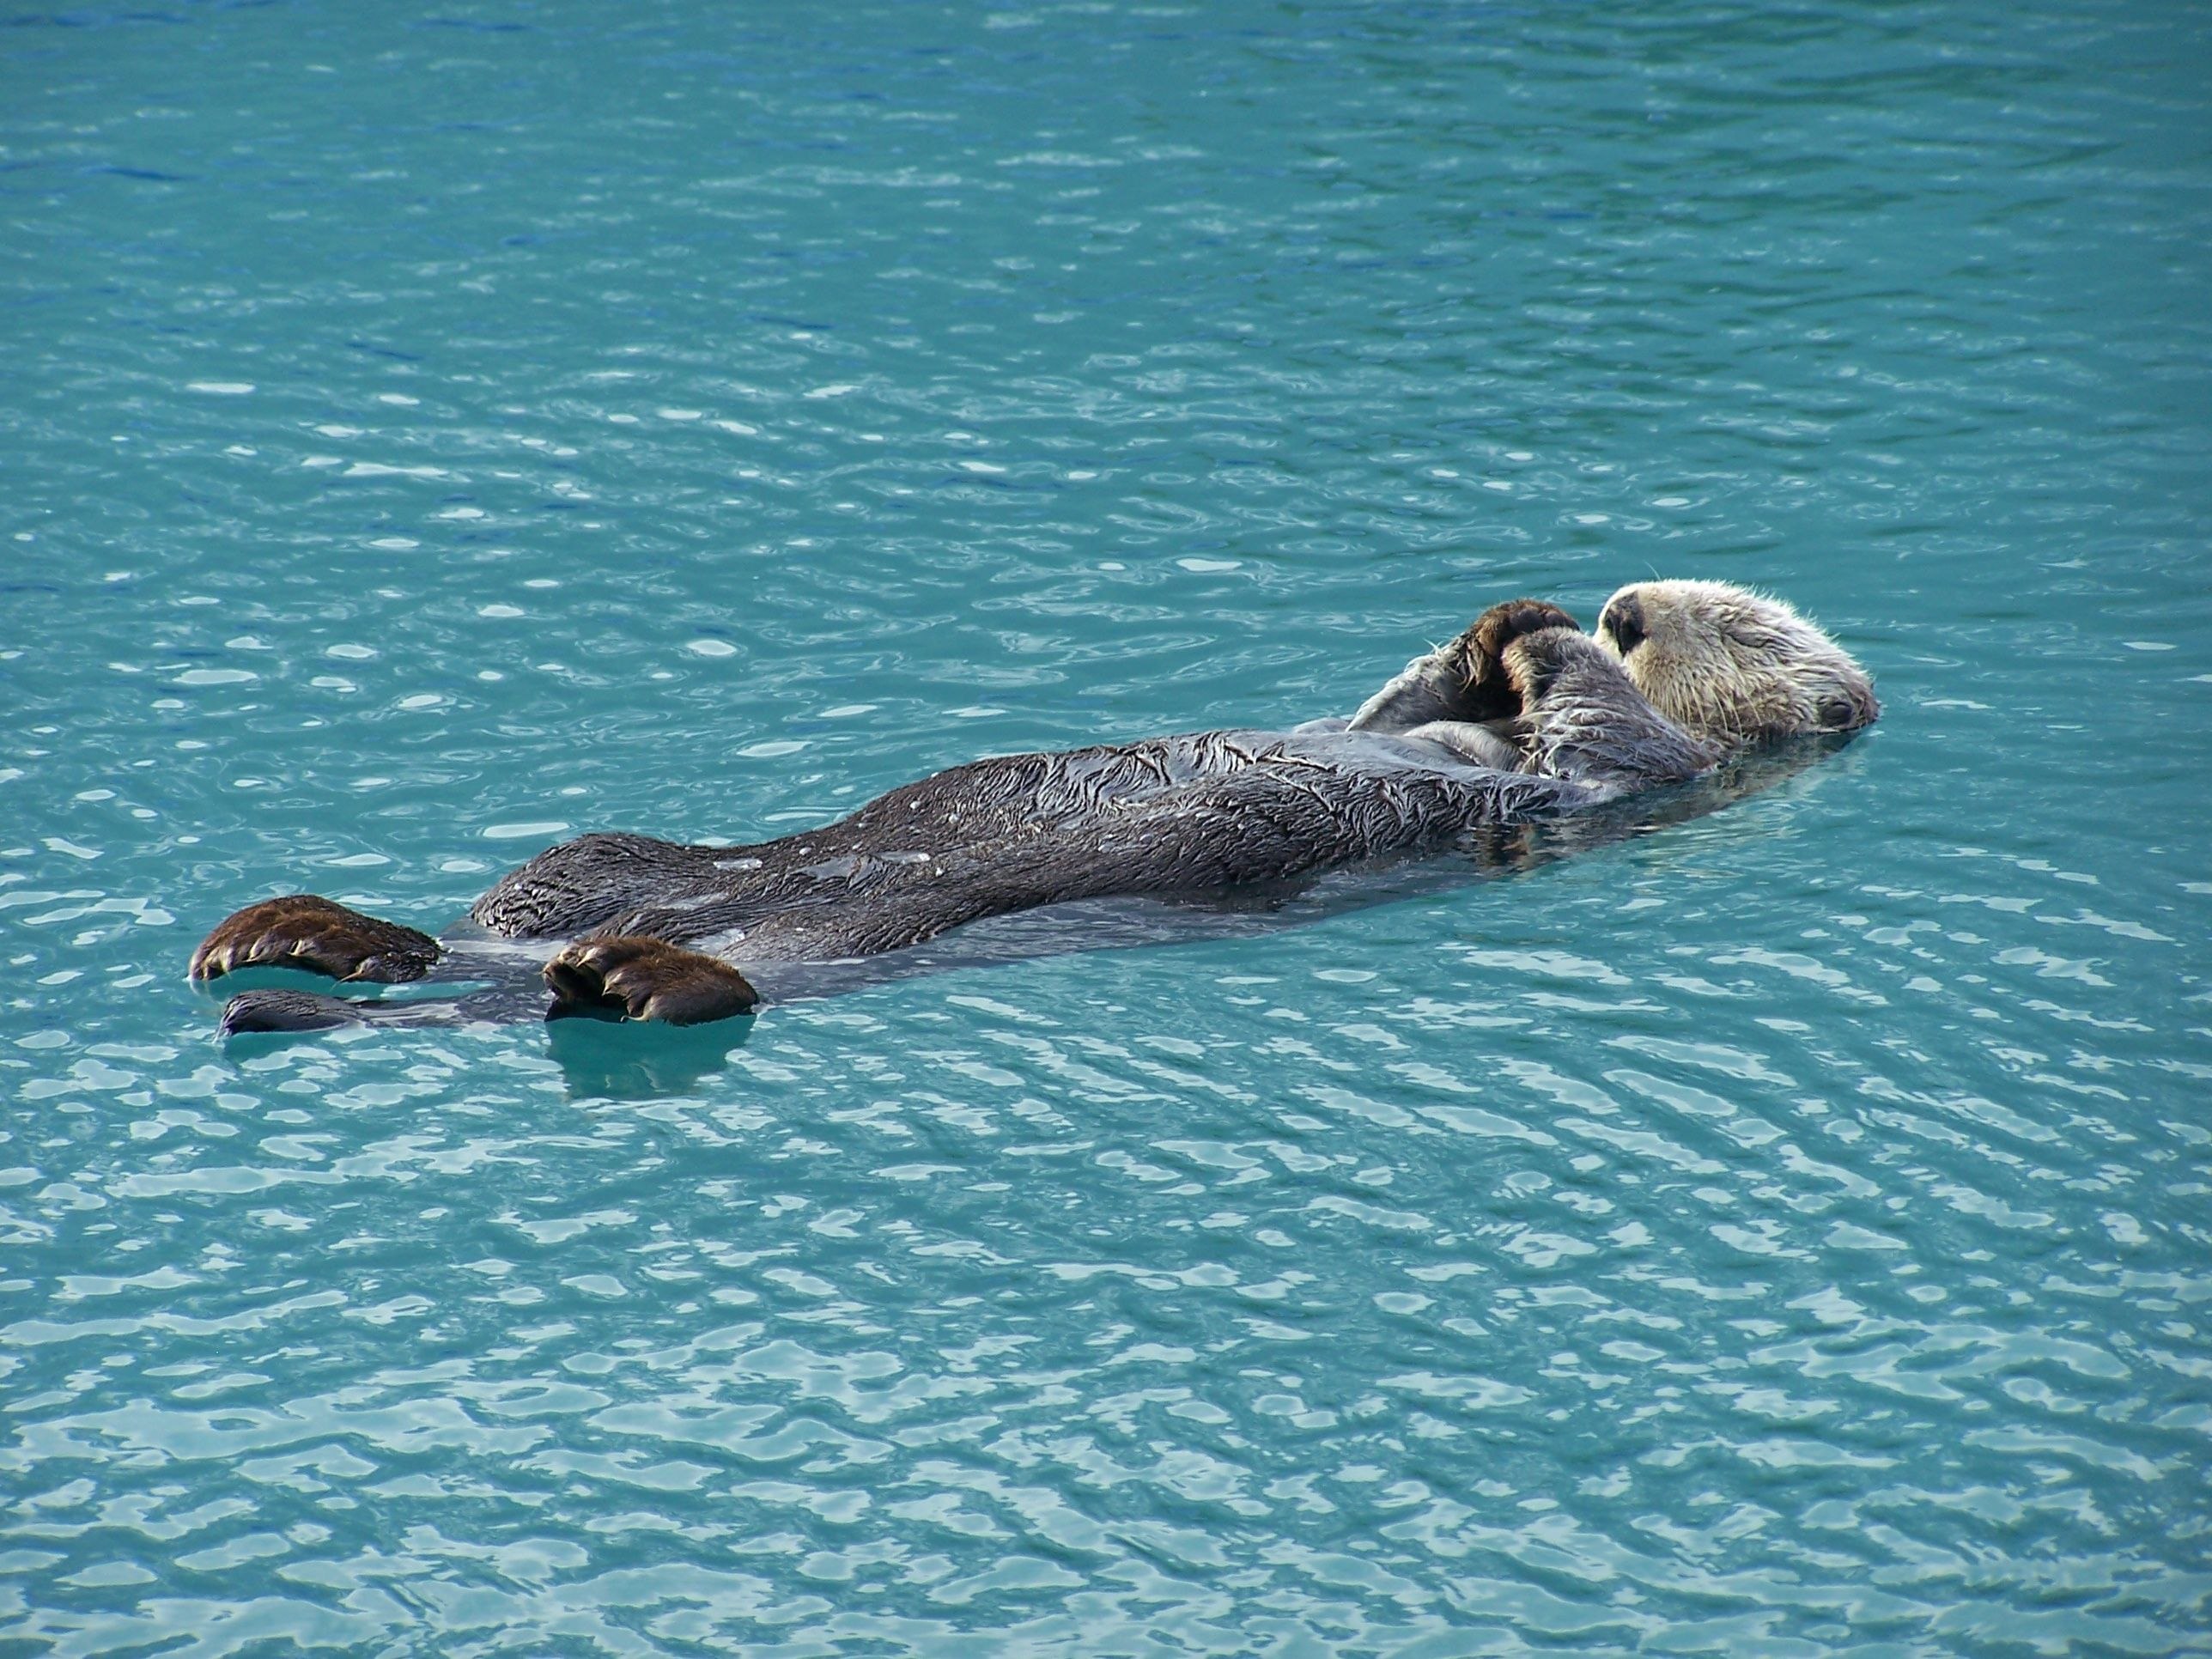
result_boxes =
[190,589,1877,1037]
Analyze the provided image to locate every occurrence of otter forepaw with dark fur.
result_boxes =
[1457,599,1582,721]
[1497,623,1598,711]
[191,895,442,985]
[544,937,760,1025]
[1502,626,1724,791]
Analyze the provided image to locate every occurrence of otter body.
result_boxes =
[466,726,1581,961]
[191,584,1876,1032]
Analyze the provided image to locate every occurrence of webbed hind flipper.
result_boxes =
[191,895,442,985]
[544,937,760,1025]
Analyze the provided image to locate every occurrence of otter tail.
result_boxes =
[216,987,513,1037]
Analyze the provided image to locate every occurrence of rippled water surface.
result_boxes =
[6,2,2211,1653]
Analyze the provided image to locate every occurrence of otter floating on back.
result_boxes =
[191,582,1876,1035]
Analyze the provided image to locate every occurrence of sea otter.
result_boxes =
[191,581,1876,1034]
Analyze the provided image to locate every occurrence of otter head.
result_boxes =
[1595,580,1877,744]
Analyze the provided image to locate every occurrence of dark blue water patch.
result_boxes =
[415,15,532,33]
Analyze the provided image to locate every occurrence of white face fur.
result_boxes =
[1594,580,1878,743]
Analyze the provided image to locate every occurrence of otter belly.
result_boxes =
[684,744,1583,969]
[470,832,731,939]
[461,729,1577,955]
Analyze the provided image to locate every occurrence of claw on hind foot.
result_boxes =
[544,936,760,1026]
[190,895,441,985]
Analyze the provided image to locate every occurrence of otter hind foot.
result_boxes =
[544,937,760,1026]
[191,895,442,985]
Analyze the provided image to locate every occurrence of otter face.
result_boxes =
[1595,580,1878,744]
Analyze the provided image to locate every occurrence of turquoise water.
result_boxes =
[6,0,2211,1651]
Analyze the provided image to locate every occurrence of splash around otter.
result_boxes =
[190,582,1875,1035]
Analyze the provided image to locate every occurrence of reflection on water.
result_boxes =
[4,0,2210,1653]
[544,1012,757,1100]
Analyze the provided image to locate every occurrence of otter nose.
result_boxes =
[1601,593,1646,656]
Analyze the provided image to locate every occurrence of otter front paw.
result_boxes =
[1498,622,1604,710]
[544,937,760,1025]
[1457,599,1583,721]
[190,896,441,985]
